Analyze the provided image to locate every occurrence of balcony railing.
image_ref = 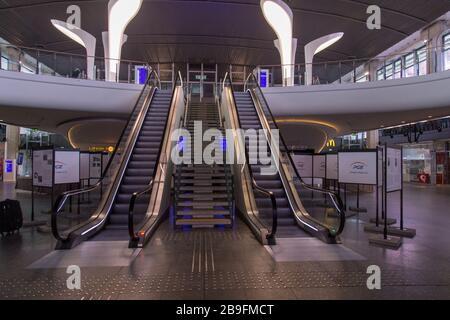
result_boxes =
[255,45,449,87]
[0,42,151,84]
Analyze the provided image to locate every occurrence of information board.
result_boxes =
[32,149,53,187]
[90,153,103,183]
[386,147,402,192]
[313,155,326,178]
[338,151,377,185]
[54,150,80,185]
[326,154,338,180]
[80,153,90,180]
[292,154,313,178]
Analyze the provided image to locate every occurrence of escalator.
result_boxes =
[221,74,345,244]
[90,90,172,241]
[234,92,301,238]
[52,73,183,249]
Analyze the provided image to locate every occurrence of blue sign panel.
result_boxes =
[137,67,148,85]
[259,69,268,88]
[6,160,13,173]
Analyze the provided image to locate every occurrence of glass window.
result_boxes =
[415,46,427,76]
[394,59,402,79]
[1,55,8,70]
[376,68,384,81]
[385,63,393,79]
[444,33,450,71]
[403,52,415,77]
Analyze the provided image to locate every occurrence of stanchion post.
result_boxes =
[31,149,35,222]
[383,143,388,240]
[400,147,404,230]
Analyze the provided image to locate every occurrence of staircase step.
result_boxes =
[176,209,230,216]
[176,218,232,226]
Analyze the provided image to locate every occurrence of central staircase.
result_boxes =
[173,98,234,227]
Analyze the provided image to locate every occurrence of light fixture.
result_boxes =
[260,0,297,86]
[107,0,143,82]
[51,19,96,80]
[304,32,344,85]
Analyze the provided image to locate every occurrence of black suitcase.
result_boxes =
[0,199,23,237]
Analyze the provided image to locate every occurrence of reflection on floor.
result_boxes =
[0,182,449,300]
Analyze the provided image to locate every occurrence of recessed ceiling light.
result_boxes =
[428,115,432,118]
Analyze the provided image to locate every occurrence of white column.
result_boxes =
[51,20,97,80]
[260,0,297,87]
[106,0,143,82]
[304,33,344,85]
[103,32,128,82]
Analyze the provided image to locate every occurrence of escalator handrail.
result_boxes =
[52,70,159,242]
[244,73,346,235]
[128,71,183,242]
[223,72,278,241]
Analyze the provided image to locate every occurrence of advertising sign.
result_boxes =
[313,155,326,178]
[32,149,53,187]
[338,151,377,185]
[326,154,338,180]
[386,147,402,192]
[54,151,80,185]
[292,154,313,178]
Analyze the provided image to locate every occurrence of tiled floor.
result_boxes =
[0,182,449,300]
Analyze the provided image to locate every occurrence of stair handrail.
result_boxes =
[244,73,345,236]
[128,71,183,243]
[52,70,160,243]
[223,72,278,242]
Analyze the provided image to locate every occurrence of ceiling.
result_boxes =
[1,0,449,66]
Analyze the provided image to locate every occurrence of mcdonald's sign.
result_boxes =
[326,139,336,147]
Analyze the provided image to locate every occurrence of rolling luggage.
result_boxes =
[0,199,23,237]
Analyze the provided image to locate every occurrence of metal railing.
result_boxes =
[0,42,153,83]
[255,45,449,87]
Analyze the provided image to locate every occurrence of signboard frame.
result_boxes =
[54,150,81,185]
[338,150,378,186]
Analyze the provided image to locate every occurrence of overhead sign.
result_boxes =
[338,151,377,185]
[313,155,326,178]
[292,154,313,178]
[326,154,338,180]
[386,147,402,192]
[54,151,80,185]
[32,149,53,187]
